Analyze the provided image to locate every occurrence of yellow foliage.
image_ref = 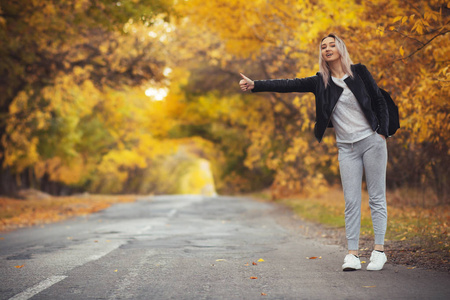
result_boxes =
[171,0,449,199]
[3,0,449,198]
[179,159,217,195]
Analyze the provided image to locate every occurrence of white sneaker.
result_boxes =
[342,254,361,271]
[366,250,387,271]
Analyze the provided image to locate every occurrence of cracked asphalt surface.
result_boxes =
[1,195,449,299]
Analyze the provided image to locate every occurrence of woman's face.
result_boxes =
[321,37,340,62]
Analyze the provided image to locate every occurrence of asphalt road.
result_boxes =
[1,195,449,300]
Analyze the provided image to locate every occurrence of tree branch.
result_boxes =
[393,30,450,62]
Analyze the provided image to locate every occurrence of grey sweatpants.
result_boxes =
[337,132,388,251]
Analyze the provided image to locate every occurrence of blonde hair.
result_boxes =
[319,34,353,87]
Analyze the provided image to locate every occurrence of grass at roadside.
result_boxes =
[257,187,450,271]
[0,193,136,232]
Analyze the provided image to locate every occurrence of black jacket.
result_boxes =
[252,63,389,143]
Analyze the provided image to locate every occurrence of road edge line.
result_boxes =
[8,275,68,300]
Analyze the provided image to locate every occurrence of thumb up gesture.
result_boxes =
[239,73,254,92]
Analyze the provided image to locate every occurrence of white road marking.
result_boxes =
[109,250,157,299]
[5,196,203,299]
[167,209,177,218]
[86,253,107,262]
[8,275,68,300]
[6,239,124,300]
[137,225,152,234]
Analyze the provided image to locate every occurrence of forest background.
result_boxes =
[0,0,449,205]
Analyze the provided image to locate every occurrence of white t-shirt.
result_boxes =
[331,75,374,143]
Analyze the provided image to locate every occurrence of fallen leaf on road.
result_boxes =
[114,269,118,272]
[244,263,249,266]
[257,258,264,262]
[361,261,367,264]
[250,276,258,279]
[0,237,4,240]
[94,240,98,243]
[215,259,226,262]
[15,265,24,269]
[363,286,376,288]
[261,292,267,296]
[67,237,73,240]
[252,262,258,265]
[306,256,322,259]
[407,266,416,269]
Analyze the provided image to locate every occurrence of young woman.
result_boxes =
[239,34,389,271]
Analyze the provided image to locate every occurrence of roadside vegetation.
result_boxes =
[0,190,135,232]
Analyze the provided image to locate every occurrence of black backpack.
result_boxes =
[379,88,400,136]
[356,65,400,137]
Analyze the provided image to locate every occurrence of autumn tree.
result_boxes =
[0,0,173,194]
[171,0,369,195]
[171,0,449,201]
[2,0,448,201]
[346,0,450,201]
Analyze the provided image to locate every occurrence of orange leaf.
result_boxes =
[261,292,267,296]
[15,265,24,269]
[252,262,258,265]
[250,276,258,279]
[308,256,318,259]
[244,263,249,266]
[392,16,402,23]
